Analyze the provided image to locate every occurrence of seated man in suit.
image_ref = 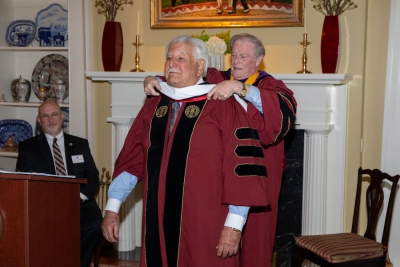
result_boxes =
[16,101,103,267]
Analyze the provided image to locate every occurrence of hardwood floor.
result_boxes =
[90,245,141,267]
[90,258,139,267]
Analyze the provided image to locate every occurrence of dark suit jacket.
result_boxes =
[16,132,99,199]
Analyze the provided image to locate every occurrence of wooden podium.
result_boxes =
[0,173,87,266]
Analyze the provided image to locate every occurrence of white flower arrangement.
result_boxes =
[205,36,227,57]
[191,30,231,56]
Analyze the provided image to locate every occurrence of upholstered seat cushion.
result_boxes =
[295,233,383,263]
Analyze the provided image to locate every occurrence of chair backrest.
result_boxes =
[351,167,400,247]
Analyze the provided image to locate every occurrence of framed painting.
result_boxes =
[151,0,304,29]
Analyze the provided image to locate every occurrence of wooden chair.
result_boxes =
[93,236,114,267]
[93,238,102,267]
[291,167,399,267]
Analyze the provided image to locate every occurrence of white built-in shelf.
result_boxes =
[0,47,68,52]
[13,0,68,8]
[0,149,18,158]
[0,102,69,107]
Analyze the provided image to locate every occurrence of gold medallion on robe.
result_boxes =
[185,105,200,118]
[156,106,168,118]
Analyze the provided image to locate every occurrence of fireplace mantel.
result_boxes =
[86,71,353,251]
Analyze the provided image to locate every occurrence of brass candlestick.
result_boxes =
[96,167,112,212]
[296,33,312,74]
[130,35,144,72]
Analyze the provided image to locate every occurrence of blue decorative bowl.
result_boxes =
[0,119,33,148]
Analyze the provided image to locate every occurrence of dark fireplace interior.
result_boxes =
[272,129,304,267]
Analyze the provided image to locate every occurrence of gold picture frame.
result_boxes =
[151,0,304,29]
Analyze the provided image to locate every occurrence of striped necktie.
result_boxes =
[53,138,67,175]
[169,102,180,136]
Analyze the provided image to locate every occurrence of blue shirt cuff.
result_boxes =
[108,171,138,202]
[245,85,263,114]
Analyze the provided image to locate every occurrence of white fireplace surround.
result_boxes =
[86,72,353,251]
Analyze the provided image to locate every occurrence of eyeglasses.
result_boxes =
[40,112,61,120]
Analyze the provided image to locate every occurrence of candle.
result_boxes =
[137,11,140,36]
[304,7,307,33]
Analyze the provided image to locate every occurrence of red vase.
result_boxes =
[320,16,339,73]
[101,21,123,72]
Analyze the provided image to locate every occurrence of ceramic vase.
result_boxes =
[320,16,340,73]
[15,77,30,103]
[208,54,224,71]
[11,76,31,102]
[101,21,123,72]
[53,80,66,103]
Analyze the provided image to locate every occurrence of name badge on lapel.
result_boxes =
[72,155,84,163]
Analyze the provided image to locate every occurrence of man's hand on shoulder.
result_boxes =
[101,210,120,243]
[216,226,241,258]
[144,76,161,96]
[207,80,245,101]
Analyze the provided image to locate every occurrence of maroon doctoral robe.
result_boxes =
[112,91,269,267]
[206,68,297,267]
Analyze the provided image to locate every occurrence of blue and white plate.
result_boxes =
[0,119,33,148]
[35,3,68,41]
[35,107,69,135]
[5,20,36,46]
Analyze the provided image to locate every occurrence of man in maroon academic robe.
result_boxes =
[144,33,297,267]
[102,35,270,267]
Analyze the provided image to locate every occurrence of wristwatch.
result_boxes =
[239,83,247,99]
[231,227,241,233]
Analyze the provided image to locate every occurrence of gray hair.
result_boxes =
[230,33,265,58]
[165,35,209,75]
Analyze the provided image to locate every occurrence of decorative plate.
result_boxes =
[0,119,33,148]
[35,3,68,42]
[31,54,69,101]
[5,20,36,46]
[35,107,69,135]
[10,77,31,102]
